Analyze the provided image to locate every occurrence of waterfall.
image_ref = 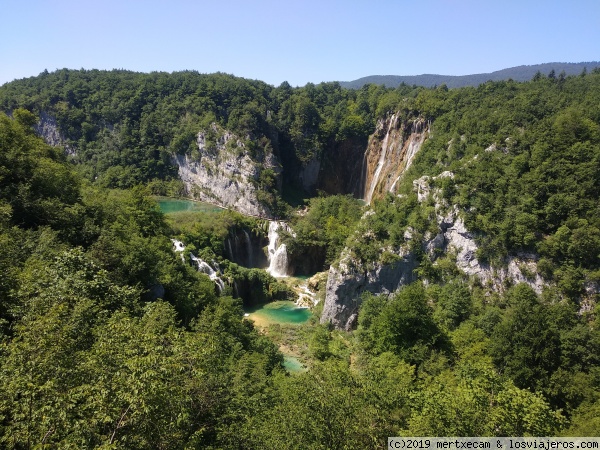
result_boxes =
[226,237,234,261]
[191,254,225,292]
[358,150,368,198]
[172,239,186,262]
[365,116,429,198]
[267,221,291,277]
[296,281,318,307]
[243,229,253,267]
[365,113,396,204]
[172,239,225,292]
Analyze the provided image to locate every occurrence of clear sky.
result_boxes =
[1,0,599,87]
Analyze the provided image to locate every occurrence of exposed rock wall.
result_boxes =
[34,111,76,156]
[362,115,429,203]
[321,249,419,330]
[321,171,548,330]
[174,125,282,218]
[317,137,369,197]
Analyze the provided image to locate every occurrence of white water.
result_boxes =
[365,114,397,204]
[172,239,225,292]
[190,254,225,292]
[296,281,318,307]
[267,221,291,277]
[364,117,429,197]
[243,229,253,267]
[172,239,186,262]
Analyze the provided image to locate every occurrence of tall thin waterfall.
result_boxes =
[243,229,253,267]
[365,113,397,204]
[267,221,291,277]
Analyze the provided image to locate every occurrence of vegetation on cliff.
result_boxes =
[0,69,411,196]
[349,69,600,296]
[0,66,599,447]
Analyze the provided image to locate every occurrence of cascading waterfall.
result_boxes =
[190,254,225,292]
[296,281,317,307]
[362,116,430,201]
[266,221,292,277]
[388,119,429,194]
[172,239,225,292]
[172,239,186,262]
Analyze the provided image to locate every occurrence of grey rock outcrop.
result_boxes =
[34,111,76,156]
[322,248,419,330]
[321,171,548,330]
[174,125,281,218]
[298,155,321,192]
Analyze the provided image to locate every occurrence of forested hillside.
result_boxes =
[0,69,407,197]
[0,68,599,447]
[344,69,600,298]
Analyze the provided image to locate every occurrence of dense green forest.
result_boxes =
[348,69,600,298]
[0,69,409,195]
[0,68,599,447]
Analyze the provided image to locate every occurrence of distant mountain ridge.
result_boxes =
[339,62,600,89]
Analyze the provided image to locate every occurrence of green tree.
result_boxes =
[490,284,561,391]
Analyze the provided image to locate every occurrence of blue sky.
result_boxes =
[1,0,599,87]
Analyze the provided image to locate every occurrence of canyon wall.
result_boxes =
[174,125,282,218]
[321,172,549,330]
[362,115,429,203]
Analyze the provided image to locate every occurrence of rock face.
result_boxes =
[34,111,76,156]
[362,115,429,203]
[174,124,281,218]
[322,249,419,330]
[285,137,368,197]
[443,215,545,295]
[297,155,321,193]
[317,137,369,197]
[321,171,548,330]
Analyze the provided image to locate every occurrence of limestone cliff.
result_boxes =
[34,112,76,156]
[317,138,369,197]
[288,114,427,200]
[321,247,419,330]
[321,171,548,330]
[174,124,282,218]
[362,115,429,203]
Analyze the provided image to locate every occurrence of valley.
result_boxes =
[0,68,599,446]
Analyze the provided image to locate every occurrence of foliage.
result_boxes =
[1,71,600,446]
[0,70,403,194]
[286,194,364,273]
[357,283,450,366]
[345,72,600,301]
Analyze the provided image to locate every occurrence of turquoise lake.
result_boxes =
[244,301,312,327]
[156,197,224,214]
[283,355,307,373]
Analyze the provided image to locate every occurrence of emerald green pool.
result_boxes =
[244,301,311,326]
[156,197,224,214]
[283,355,307,373]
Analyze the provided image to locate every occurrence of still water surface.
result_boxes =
[156,197,224,214]
[244,301,311,326]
